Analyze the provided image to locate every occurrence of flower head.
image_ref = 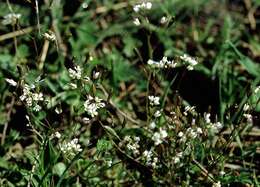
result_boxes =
[2,13,21,25]
[68,65,82,80]
[133,2,152,12]
[148,95,160,106]
[84,95,105,117]
[180,54,198,70]
[152,128,168,145]
[59,138,82,157]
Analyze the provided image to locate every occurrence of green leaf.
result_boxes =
[52,162,66,177]
[0,157,9,169]
[96,139,112,152]
[228,41,260,77]
[238,58,260,77]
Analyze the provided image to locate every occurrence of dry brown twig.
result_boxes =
[0,27,35,42]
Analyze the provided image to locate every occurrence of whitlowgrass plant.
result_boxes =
[0,1,259,187]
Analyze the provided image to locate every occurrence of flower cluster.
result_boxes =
[5,78,17,87]
[160,16,168,24]
[20,84,44,111]
[204,113,223,133]
[148,56,177,68]
[68,65,82,80]
[2,13,21,25]
[133,1,152,12]
[50,131,61,139]
[148,95,160,106]
[178,125,203,143]
[149,121,156,129]
[173,152,183,164]
[254,85,260,93]
[154,110,162,118]
[243,103,250,111]
[133,18,141,26]
[119,136,140,156]
[59,138,82,157]
[243,113,253,124]
[212,181,221,187]
[142,149,158,168]
[84,95,105,117]
[43,31,56,42]
[152,128,168,145]
[187,127,203,139]
[180,54,198,70]
[183,105,196,116]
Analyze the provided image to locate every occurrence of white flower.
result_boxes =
[254,86,260,93]
[178,131,184,137]
[149,121,156,129]
[204,113,211,123]
[173,152,183,164]
[144,2,152,9]
[133,18,141,26]
[143,149,158,168]
[5,78,17,86]
[152,132,161,145]
[2,13,21,25]
[59,138,82,157]
[160,16,167,24]
[43,31,56,41]
[32,93,44,101]
[33,104,42,112]
[82,117,90,123]
[243,114,253,124]
[133,5,140,12]
[25,97,33,106]
[84,96,105,117]
[124,136,140,156]
[154,110,162,118]
[55,107,62,114]
[143,150,152,165]
[243,103,250,111]
[215,122,223,129]
[54,132,61,139]
[151,157,158,168]
[143,150,152,159]
[180,54,198,70]
[82,2,88,9]
[68,65,82,80]
[148,95,160,106]
[148,56,177,69]
[152,128,168,145]
[124,136,131,142]
[173,156,180,164]
[107,160,112,167]
[208,122,223,133]
[184,105,195,116]
[133,2,152,12]
[196,127,203,134]
[212,181,221,187]
[69,83,77,89]
[51,131,61,139]
[160,129,168,138]
[93,71,100,79]
[187,128,198,138]
[19,84,44,111]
